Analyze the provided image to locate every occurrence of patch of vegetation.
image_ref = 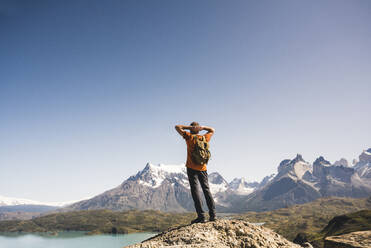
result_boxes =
[236,197,371,242]
[0,209,196,234]
[320,209,371,237]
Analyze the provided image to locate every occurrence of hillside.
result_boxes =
[236,196,371,241]
[304,209,371,247]
[321,209,371,237]
[0,209,195,234]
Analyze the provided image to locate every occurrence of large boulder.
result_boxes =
[125,219,301,248]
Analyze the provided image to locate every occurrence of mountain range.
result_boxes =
[64,148,371,213]
[3,148,371,214]
[0,195,77,207]
[229,149,371,212]
[63,163,273,212]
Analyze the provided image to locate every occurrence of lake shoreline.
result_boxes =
[0,231,158,248]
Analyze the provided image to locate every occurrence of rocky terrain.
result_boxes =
[324,231,371,248]
[125,219,301,248]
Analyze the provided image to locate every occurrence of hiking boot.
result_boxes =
[209,212,217,222]
[209,215,217,221]
[191,217,206,224]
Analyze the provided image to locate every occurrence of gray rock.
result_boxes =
[334,158,349,167]
[125,219,301,248]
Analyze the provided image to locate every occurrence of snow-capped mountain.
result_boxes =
[65,163,263,212]
[231,150,371,212]
[135,163,189,189]
[228,178,259,195]
[134,163,233,195]
[0,195,78,207]
[208,172,229,194]
[65,163,190,212]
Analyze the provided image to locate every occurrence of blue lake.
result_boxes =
[0,231,157,248]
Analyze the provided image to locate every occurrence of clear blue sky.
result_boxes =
[1,0,370,202]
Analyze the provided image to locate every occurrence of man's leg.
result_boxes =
[187,168,205,219]
[198,170,216,219]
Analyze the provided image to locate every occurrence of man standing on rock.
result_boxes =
[175,122,216,223]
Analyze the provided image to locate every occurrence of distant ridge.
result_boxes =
[0,195,78,207]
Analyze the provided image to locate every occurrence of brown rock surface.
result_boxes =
[324,230,371,248]
[124,219,301,248]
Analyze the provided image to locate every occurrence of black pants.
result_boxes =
[187,167,216,218]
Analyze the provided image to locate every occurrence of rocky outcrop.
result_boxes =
[125,219,301,248]
[324,231,371,248]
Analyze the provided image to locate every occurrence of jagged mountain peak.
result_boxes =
[277,154,310,178]
[293,154,305,163]
[130,163,187,188]
[143,162,186,174]
[229,178,245,188]
[279,159,291,167]
[359,149,371,163]
[314,156,331,166]
[229,177,258,186]
[137,163,187,178]
[208,173,229,195]
[208,172,228,185]
[228,178,259,195]
[334,158,349,167]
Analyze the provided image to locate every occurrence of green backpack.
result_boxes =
[191,135,211,165]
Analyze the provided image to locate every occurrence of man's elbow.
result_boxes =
[209,128,215,133]
[175,125,182,132]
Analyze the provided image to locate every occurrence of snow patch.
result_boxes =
[293,161,311,179]
[209,182,228,195]
[0,195,88,207]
